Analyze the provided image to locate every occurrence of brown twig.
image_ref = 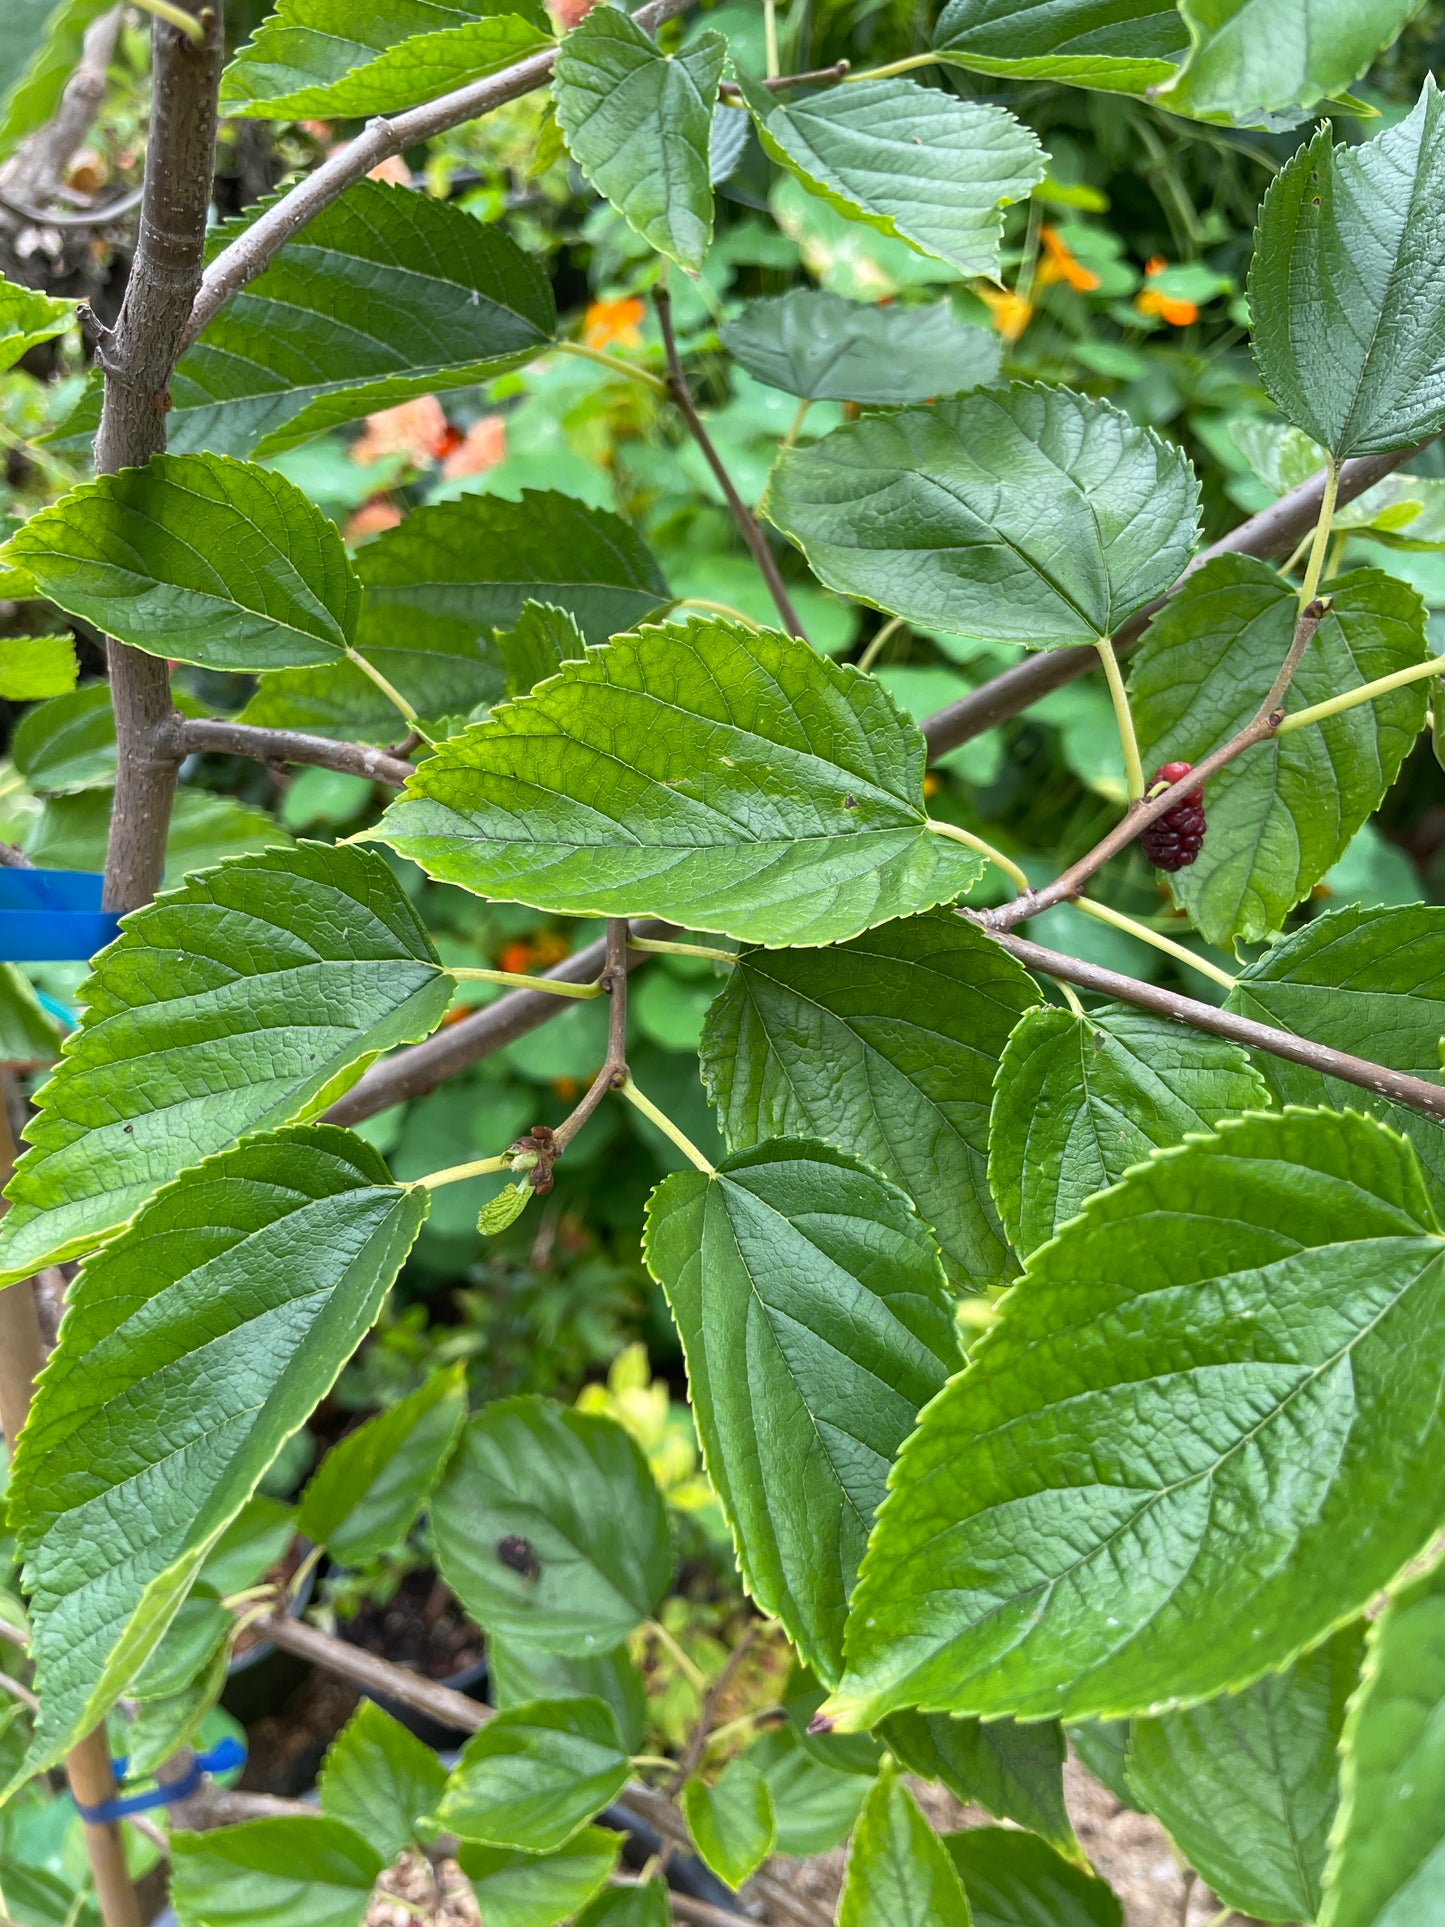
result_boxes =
[718,59,849,96]
[654,285,807,640]
[176,716,416,788]
[990,596,1331,929]
[669,1624,757,1794]
[982,927,1445,1120]
[551,917,631,1152]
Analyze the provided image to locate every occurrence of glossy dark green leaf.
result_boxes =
[7,1126,427,1773]
[1162,0,1420,126]
[1130,559,1429,944]
[701,911,1035,1286]
[831,1109,1445,1731]
[1249,85,1445,459]
[0,453,360,673]
[221,0,552,118]
[988,1003,1272,1256]
[720,290,999,404]
[944,1828,1121,1927]
[765,384,1200,647]
[170,1816,386,1927]
[644,1138,958,1682]
[553,7,726,273]
[457,1829,621,1927]
[1128,1623,1364,1922]
[933,0,1186,93]
[882,1711,1074,1855]
[0,841,450,1287]
[0,271,72,371]
[376,616,983,947]
[837,1765,971,1926]
[297,1362,467,1565]
[743,73,1044,279]
[683,1756,776,1889]
[432,1396,672,1655]
[489,1637,646,1752]
[318,1702,449,1866]
[434,1696,628,1851]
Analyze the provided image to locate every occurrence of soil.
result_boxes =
[238,1668,360,1798]
[341,1569,484,1682]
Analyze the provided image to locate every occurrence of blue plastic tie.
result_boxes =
[72,1735,247,1824]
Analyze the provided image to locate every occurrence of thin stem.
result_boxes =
[645,1617,711,1692]
[927,818,1031,893]
[415,1152,519,1189]
[627,937,736,963]
[848,51,939,79]
[655,285,808,640]
[1277,651,1445,735]
[1055,978,1087,1018]
[675,598,762,630]
[620,1077,715,1172]
[344,646,426,733]
[718,61,850,98]
[450,966,605,998]
[763,0,780,76]
[130,0,205,43]
[781,397,811,448]
[858,615,907,673]
[551,918,632,1152]
[551,337,669,395]
[631,1754,679,1773]
[1095,637,1145,802]
[1074,898,1237,990]
[669,1625,758,1794]
[1298,456,1340,610]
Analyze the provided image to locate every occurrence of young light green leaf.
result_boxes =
[989,1002,1272,1256]
[434,1696,628,1852]
[881,1712,1075,1857]
[944,1829,1121,1927]
[496,600,588,701]
[457,1829,621,1927]
[1230,418,1445,548]
[297,1361,467,1565]
[318,1702,449,1866]
[0,453,360,673]
[831,1109,1445,1732]
[838,1765,971,1927]
[553,7,726,273]
[1249,84,1445,460]
[933,0,1186,93]
[221,0,552,118]
[489,1638,646,1752]
[0,273,72,371]
[432,1397,672,1655]
[720,290,1000,405]
[765,384,1200,647]
[1128,1622,1364,1923]
[700,910,1036,1286]
[375,616,983,947]
[1131,559,1430,944]
[7,1125,427,1774]
[643,1138,959,1683]
[1228,904,1445,1201]
[1161,0,1420,127]
[13,683,119,792]
[742,73,1044,279]
[170,1816,386,1927]
[1320,1554,1445,1927]
[479,1179,534,1235]
[0,841,450,1287]
[682,1757,776,1889]
[0,634,77,701]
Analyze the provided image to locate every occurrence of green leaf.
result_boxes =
[199,1494,296,1596]
[170,1816,386,1927]
[376,615,983,948]
[13,683,117,792]
[1128,1622,1364,1922]
[574,1882,670,1927]
[721,288,999,405]
[831,1109,1445,1731]
[479,1179,534,1235]
[457,1829,621,1927]
[0,453,360,673]
[700,910,1036,1286]
[1227,904,1445,1200]
[552,8,726,274]
[746,1727,871,1855]
[764,384,1200,647]
[742,73,1043,279]
[933,0,1187,94]
[432,1396,672,1655]
[643,1138,958,1682]
[0,273,72,372]
[497,600,588,700]
[7,1125,427,1773]
[944,1829,1121,1927]
[988,1003,1272,1257]
[1161,0,1421,127]
[127,1639,230,1777]
[0,841,450,1286]
[434,1696,629,1852]
[157,182,555,460]
[0,634,77,701]
[131,1592,231,1701]
[297,1361,467,1565]
[1229,418,1445,548]
[0,0,111,159]
[221,0,552,118]
[318,1702,449,1866]
[0,964,61,1067]
[24,786,294,887]
[1249,86,1445,460]
[881,1712,1075,1856]
[0,1863,97,1927]
[1321,1554,1445,1927]
[1130,559,1429,944]
[682,1757,777,1889]
[489,1637,646,1752]
[838,1765,972,1927]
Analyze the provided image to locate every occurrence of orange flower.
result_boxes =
[549,0,599,28]
[497,940,537,976]
[1135,257,1198,327]
[298,120,332,141]
[583,297,645,350]
[343,499,402,543]
[975,285,1033,343]
[351,396,451,465]
[1036,226,1100,292]
[442,415,508,479]
[530,931,572,969]
[367,154,412,187]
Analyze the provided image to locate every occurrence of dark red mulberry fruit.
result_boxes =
[1141,761,1205,872]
